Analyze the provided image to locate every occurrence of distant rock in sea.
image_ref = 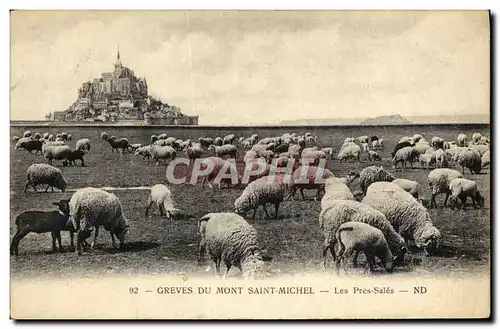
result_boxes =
[360,114,412,125]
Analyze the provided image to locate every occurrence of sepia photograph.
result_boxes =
[9,9,491,319]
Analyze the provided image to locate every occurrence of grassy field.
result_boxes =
[9,124,491,280]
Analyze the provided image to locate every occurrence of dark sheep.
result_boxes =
[370,136,379,143]
[391,141,413,158]
[16,140,43,155]
[106,137,133,153]
[10,199,76,255]
[62,150,86,167]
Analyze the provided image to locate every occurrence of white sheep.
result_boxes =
[319,200,407,269]
[471,144,489,156]
[320,147,334,159]
[288,166,334,201]
[234,175,288,220]
[75,138,91,153]
[367,150,381,162]
[43,144,73,165]
[457,133,468,147]
[23,130,32,138]
[456,147,482,174]
[24,163,68,194]
[356,136,369,144]
[448,178,485,209]
[150,145,176,166]
[361,142,369,152]
[358,165,395,194]
[134,145,153,161]
[208,144,238,159]
[392,146,420,169]
[362,182,441,256]
[472,132,482,144]
[335,222,395,274]
[427,168,464,208]
[145,184,180,219]
[198,212,265,279]
[419,153,436,169]
[222,134,235,145]
[372,139,383,150]
[321,178,356,209]
[481,150,490,168]
[68,187,130,254]
[337,144,361,162]
[184,143,203,164]
[392,178,420,199]
[435,148,448,168]
[413,134,424,142]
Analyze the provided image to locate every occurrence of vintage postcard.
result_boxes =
[9,10,491,319]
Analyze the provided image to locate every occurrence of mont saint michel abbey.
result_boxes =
[52,49,198,125]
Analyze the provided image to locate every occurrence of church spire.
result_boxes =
[114,45,122,70]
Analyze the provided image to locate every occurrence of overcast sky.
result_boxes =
[10,10,489,125]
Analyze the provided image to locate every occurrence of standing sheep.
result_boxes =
[235,174,288,220]
[134,145,153,162]
[10,199,75,255]
[448,178,485,209]
[24,164,68,194]
[198,212,265,279]
[392,146,420,170]
[145,184,180,219]
[208,144,238,159]
[184,143,203,165]
[419,153,436,169]
[319,200,407,269]
[287,166,334,201]
[335,222,395,275]
[367,150,381,162]
[362,182,441,256]
[435,148,448,168]
[68,187,130,255]
[337,144,361,163]
[358,166,395,194]
[456,147,482,174]
[457,133,468,147]
[150,145,176,166]
[75,138,91,153]
[427,168,464,208]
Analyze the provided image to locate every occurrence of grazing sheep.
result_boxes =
[455,147,482,174]
[356,136,369,144]
[43,144,72,165]
[344,137,355,144]
[367,150,381,162]
[23,130,32,138]
[392,146,420,170]
[15,139,43,155]
[321,178,356,209]
[154,139,169,147]
[358,166,395,194]
[200,157,241,189]
[337,144,361,163]
[301,149,327,166]
[33,132,41,140]
[134,145,153,161]
[235,174,288,220]
[145,184,180,219]
[208,144,238,159]
[75,138,91,153]
[68,187,130,254]
[335,222,395,274]
[481,150,490,168]
[24,163,68,194]
[257,149,275,163]
[372,139,383,150]
[150,145,176,166]
[288,166,334,201]
[319,200,407,268]
[12,136,21,143]
[198,137,214,149]
[10,199,75,256]
[448,178,485,209]
[185,143,203,164]
[419,153,436,169]
[362,182,441,256]
[413,142,431,154]
[47,134,55,141]
[392,178,420,199]
[434,149,448,168]
[457,133,468,147]
[413,134,423,142]
[471,144,489,156]
[391,141,414,158]
[427,168,464,208]
[370,136,379,143]
[320,147,334,159]
[398,136,413,144]
[42,132,49,139]
[198,212,265,279]
[244,150,259,164]
[62,150,86,167]
[150,135,158,144]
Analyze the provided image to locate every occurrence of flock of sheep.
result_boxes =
[11,128,490,279]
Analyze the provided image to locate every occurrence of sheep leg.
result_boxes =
[198,239,206,265]
[90,226,99,250]
[110,231,118,249]
[223,263,231,279]
[274,203,280,220]
[262,204,270,219]
[55,230,63,252]
[299,188,306,200]
[334,242,344,275]
[10,227,30,256]
[145,198,153,216]
[443,192,450,207]
[214,258,222,277]
[69,231,75,251]
[430,193,437,208]
[323,240,332,270]
[23,181,31,194]
[353,250,361,267]
[252,205,258,220]
[44,184,50,193]
[342,248,354,275]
